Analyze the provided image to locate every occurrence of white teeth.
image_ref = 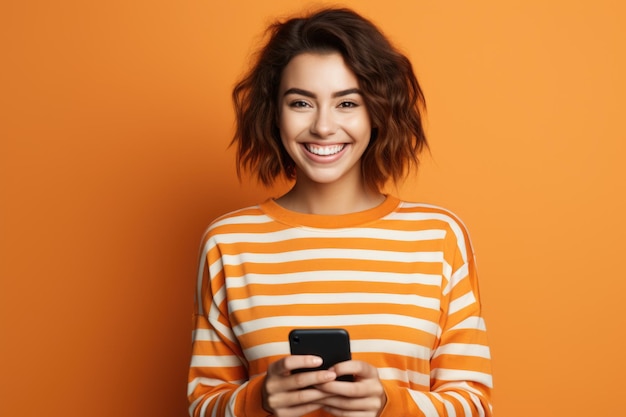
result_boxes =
[305,144,345,156]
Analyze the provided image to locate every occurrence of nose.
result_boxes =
[310,108,337,137]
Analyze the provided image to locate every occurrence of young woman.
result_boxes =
[188,8,493,417]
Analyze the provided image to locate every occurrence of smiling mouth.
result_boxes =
[304,143,346,156]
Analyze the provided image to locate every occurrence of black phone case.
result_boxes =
[288,328,354,382]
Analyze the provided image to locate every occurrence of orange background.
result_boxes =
[1,1,625,416]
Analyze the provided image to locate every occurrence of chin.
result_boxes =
[301,169,343,182]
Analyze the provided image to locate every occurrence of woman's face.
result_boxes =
[277,52,372,188]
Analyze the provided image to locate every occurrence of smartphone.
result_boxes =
[288,328,354,382]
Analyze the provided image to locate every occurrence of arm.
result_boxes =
[381,222,493,416]
[187,239,269,417]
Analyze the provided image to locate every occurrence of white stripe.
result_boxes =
[208,227,446,245]
[433,392,457,417]
[432,343,491,359]
[226,270,442,287]
[442,260,453,295]
[244,342,289,361]
[228,292,440,312]
[378,367,430,387]
[200,238,213,259]
[187,376,246,397]
[222,249,443,265]
[242,338,433,362]
[438,381,488,399]
[468,391,486,417]
[208,257,225,284]
[435,381,488,415]
[208,303,237,344]
[226,383,247,417]
[188,377,226,396]
[190,354,242,368]
[409,391,439,415]
[234,314,440,337]
[188,394,205,417]
[432,368,493,389]
[450,263,469,288]
[209,214,273,230]
[196,246,208,316]
[437,381,483,396]
[449,291,476,315]
[192,328,218,342]
[212,395,220,417]
[352,339,431,359]
[207,281,226,306]
[197,392,221,417]
[449,316,486,331]
[448,391,472,416]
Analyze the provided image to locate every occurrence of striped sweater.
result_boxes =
[188,195,493,416]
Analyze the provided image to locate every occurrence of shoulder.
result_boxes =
[208,204,268,229]
[199,204,272,244]
[394,201,469,229]
[393,200,474,252]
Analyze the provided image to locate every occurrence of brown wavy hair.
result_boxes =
[232,7,427,190]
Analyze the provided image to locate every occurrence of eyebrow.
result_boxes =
[283,88,362,98]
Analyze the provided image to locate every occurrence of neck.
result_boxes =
[277,174,384,215]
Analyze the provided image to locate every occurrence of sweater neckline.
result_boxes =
[259,195,401,229]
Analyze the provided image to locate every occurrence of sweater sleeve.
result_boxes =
[379,221,493,416]
[187,238,270,417]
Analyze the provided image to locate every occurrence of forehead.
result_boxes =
[279,52,359,93]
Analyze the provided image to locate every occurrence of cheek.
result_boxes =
[279,114,307,142]
[345,117,372,141]
[344,108,370,126]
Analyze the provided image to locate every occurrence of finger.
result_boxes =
[316,379,378,398]
[316,394,383,411]
[266,369,337,395]
[330,360,378,380]
[285,354,324,373]
[274,402,324,417]
[267,355,323,377]
[266,386,330,411]
[318,375,386,400]
[290,369,337,391]
[316,366,383,399]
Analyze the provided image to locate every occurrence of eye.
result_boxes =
[289,100,311,109]
[338,101,358,108]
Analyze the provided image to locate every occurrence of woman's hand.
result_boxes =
[313,360,387,417]
[262,355,338,417]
